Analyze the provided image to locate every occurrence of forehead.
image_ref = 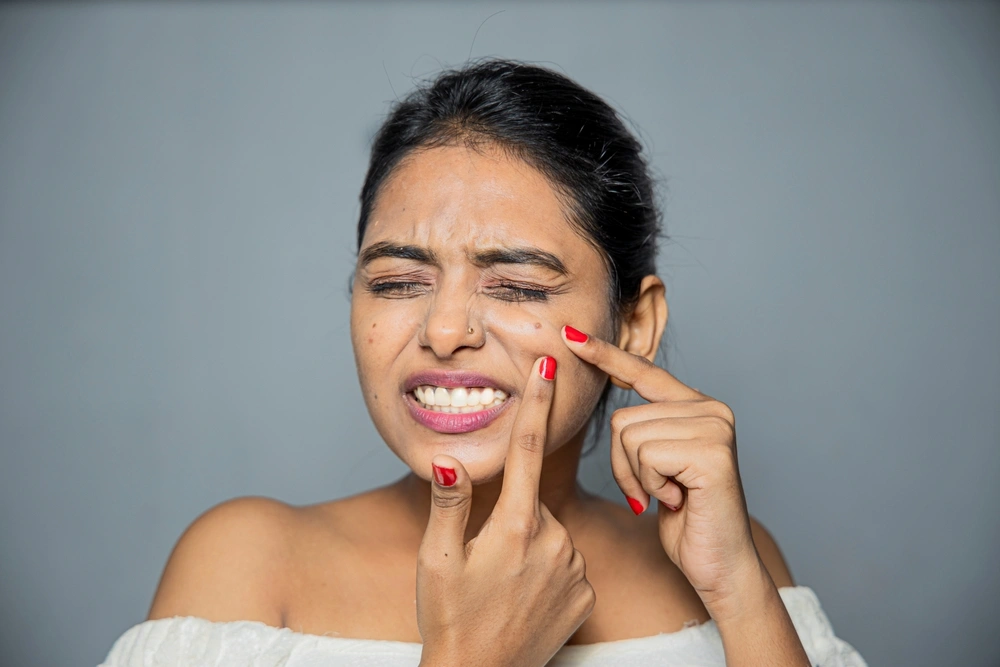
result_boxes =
[363,144,598,262]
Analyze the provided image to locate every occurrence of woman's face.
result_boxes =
[351,143,614,484]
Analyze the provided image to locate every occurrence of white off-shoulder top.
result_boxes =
[100,586,865,666]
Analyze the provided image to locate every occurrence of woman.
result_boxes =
[102,59,864,666]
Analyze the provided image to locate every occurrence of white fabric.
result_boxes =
[100,586,865,666]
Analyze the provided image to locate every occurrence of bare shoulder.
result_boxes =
[749,515,796,588]
[147,496,301,624]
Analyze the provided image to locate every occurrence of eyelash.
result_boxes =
[366,281,429,298]
[366,280,552,303]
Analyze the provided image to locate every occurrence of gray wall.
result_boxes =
[1,3,997,666]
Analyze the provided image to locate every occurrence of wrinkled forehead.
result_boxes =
[361,144,592,262]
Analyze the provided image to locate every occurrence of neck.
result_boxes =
[396,428,591,541]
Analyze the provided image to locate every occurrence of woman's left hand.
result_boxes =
[561,325,765,622]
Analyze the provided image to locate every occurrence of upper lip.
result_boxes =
[403,370,517,396]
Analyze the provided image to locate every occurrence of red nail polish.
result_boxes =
[432,464,456,487]
[563,325,589,343]
[539,356,557,380]
[626,496,644,515]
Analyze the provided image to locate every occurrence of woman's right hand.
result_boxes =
[416,356,596,667]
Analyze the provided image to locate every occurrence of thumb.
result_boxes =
[420,455,473,566]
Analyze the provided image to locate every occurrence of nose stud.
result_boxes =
[468,326,474,334]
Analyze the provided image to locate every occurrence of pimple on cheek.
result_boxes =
[478,311,582,372]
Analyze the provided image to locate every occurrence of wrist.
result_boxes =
[709,561,810,667]
[703,555,777,627]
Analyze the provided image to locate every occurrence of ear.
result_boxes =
[613,275,667,388]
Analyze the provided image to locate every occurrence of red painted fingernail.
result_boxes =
[539,356,557,380]
[563,326,589,343]
[626,496,644,515]
[432,464,456,487]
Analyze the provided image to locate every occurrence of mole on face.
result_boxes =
[534,322,542,330]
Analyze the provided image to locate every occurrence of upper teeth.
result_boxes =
[414,386,507,413]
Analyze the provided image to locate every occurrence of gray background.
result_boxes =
[1,2,997,666]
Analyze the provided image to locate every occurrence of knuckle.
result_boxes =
[432,491,470,511]
[529,381,552,404]
[557,530,575,557]
[609,410,629,436]
[618,421,638,445]
[712,401,736,426]
[416,551,445,574]
[516,431,545,455]
[708,442,736,469]
[707,414,735,439]
[506,515,540,539]
[635,440,657,467]
[543,522,571,550]
[579,581,597,614]
[547,537,570,562]
[633,355,657,380]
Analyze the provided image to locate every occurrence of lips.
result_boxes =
[406,395,511,434]
[403,370,516,434]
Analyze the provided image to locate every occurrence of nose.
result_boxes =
[418,286,483,358]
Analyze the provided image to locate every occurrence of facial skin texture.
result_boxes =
[350,143,615,485]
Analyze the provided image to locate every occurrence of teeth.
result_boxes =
[413,385,508,412]
[434,387,450,407]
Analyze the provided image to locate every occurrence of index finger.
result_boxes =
[561,326,702,403]
[497,355,556,517]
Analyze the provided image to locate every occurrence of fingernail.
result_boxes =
[539,356,557,380]
[626,496,644,515]
[563,325,589,343]
[432,464,456,487]
[665,503,680,512]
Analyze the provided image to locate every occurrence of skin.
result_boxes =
[147,143,807,664]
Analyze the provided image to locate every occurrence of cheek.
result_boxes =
[476,298,609,374]
[477,306,608,441]
[350,301,423,401]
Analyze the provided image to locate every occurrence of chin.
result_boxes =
[404,437,510,485]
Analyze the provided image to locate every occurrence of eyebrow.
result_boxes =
[471,248,567,275]
[358,242,438,267]
[359,242,567,275]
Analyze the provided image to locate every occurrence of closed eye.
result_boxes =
[365,278,559,302]
[366,280,431,298]
[485,282,555,303]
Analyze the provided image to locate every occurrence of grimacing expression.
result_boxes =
[350,144,614,484]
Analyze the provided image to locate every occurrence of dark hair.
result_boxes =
[357,58,663,324]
